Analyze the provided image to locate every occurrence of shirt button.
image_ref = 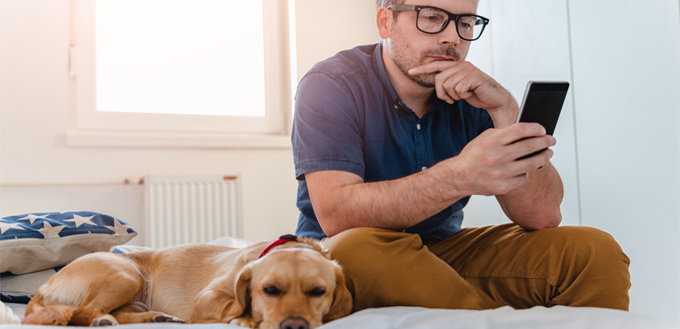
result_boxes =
[421,166,427,171]
[416,124,421,130]
[394,104,399,110]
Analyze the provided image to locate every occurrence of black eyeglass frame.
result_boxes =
[387,4,490,41]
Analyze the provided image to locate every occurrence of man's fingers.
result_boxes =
[514,146,553,168]
[437,75,458,103]
[408,60,462,76]
[408,63,442,76]
[500,123,548,145]
[447,74,479,100]
[506,137,555,164]
[440,93,455,104]
[433,64,476,102]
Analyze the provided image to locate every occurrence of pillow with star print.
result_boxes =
[0,211,137,275]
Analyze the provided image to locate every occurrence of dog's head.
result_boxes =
[234,241,352,329]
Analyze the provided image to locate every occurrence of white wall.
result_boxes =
[465,0,680,325]
[294,0,378,84]
[568,0,680,323]
[1,0,678,325]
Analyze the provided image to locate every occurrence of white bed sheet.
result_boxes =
[4,302,677,329]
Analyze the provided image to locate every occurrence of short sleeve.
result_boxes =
[292,71,366,180]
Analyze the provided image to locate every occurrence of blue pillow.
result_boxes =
[0,211,137,275]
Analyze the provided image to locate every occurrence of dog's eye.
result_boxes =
[263,286,281,296]
[308,287,326,297]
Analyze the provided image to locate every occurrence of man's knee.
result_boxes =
[556,226,629,265]
[544,226,631,310]
[323,227,428,283]
[322,228,423,303]
[323,227,421,266]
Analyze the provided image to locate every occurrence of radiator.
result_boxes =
[143,175,242,248]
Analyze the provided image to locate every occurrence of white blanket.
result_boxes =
[4,302,677,329]
[321,306,678,329]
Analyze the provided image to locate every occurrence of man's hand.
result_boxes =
[448,122,556,196]
[409,61,517,127]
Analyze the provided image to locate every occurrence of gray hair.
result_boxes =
[376,0,404,9]
[377,0,480,10]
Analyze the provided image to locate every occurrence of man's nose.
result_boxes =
[438,22,460,46]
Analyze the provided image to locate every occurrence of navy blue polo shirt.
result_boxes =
[292,43,494,241]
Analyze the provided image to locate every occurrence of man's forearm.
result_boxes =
[309,161,469,237]
[496,161,564,230]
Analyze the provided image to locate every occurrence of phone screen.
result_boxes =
[515,81,569,160]
[516,81,570,135]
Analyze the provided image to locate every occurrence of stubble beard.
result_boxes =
[388,26,461,88]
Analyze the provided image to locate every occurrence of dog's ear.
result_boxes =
[234,265,253,313]
[322,263,353,322]
[190,288,244,323]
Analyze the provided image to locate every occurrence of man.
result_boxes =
[291,0,630,311]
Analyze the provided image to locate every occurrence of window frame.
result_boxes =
[67,0,293,148]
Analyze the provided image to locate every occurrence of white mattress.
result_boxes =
[4,302,677,329]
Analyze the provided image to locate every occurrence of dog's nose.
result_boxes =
[279,317,309,329]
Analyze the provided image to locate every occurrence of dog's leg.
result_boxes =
[22,292,75,326]
[229,317,259,328]
[22,305,75,326]
[69,284,142,326]
[70,309,118,327]
[69,283,143,326]
[68,258,147,326]
[111,303,185,324]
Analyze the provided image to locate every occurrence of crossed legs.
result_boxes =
[324,224,630,311]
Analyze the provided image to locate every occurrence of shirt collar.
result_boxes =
[372,43,402,112]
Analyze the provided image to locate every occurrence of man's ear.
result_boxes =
[235,265,253,314]
[322,263,353,322]
[376,6,392,39]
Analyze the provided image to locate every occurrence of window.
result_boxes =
[68,0,294,147]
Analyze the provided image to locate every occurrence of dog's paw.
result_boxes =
[152,314,185,323]
[91,315,119,326]
[229,317,258,328]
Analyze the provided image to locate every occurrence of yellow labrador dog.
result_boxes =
[23,235,352,328]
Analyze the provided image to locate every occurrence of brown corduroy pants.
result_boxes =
[323,224,631,311]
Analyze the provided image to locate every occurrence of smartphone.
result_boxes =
[515,81,570,160]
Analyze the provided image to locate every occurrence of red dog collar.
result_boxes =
[259,234,297,259]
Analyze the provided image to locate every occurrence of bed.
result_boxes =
[1,212,677,329]
[3,302,677,329]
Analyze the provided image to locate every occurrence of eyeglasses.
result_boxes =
[388,4,489,41]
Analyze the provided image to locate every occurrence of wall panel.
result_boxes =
[568,0,680,324]
[469,0,680,324]
[465,0,580,227]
